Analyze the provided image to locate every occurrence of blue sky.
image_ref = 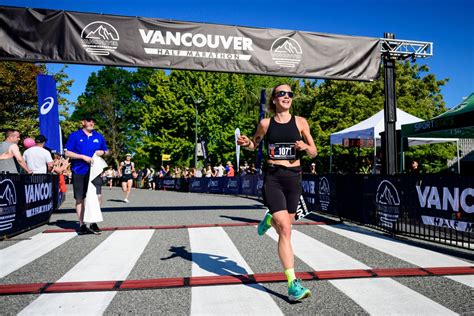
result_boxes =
[2,0,473,109]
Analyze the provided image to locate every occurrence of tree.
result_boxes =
[301,60,453,173]
[0,62,73,145]
[71,67,152,169]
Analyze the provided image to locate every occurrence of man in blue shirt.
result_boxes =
[65,115,108,235]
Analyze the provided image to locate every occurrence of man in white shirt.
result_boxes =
[23,135,53,174]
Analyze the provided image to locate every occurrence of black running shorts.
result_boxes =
[263,165,302,214]
[72,173,102,200]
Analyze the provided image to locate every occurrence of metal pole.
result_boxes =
[383,32,398,175]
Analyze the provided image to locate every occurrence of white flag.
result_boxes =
[83,154,108,223]
[234,128,240,171]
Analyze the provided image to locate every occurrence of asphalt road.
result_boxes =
[1,185,473,315]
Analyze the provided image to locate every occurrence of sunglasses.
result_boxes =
[274,90,294,98]
[84,119,95,122]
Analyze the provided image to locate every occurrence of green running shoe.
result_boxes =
[257,210,272,236]
[288,279,312,301]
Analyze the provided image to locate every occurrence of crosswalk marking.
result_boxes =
[322,224,474,287]
[267,228,457,315]
[0,232,76,278]
[1,224,469,314]
[189,227,283,315]
[19,230,154,315]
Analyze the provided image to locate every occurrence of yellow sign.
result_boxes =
[162,154,171,161]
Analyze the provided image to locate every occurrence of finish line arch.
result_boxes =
[0,6,432,173]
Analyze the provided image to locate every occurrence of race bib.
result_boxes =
[268,143,296,160]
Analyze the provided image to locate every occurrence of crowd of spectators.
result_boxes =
[100,160,261,189]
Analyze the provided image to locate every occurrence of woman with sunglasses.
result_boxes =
[237,83,317,301]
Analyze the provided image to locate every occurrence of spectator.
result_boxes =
[0,129,32,174]
[64,115,108,235]
[226,161,235,177]
[409,159,421,174]
[205,164,213,177]
[23,135,54,174]
[309,163,317,175]
[104,166,115,189]
[214,162,225,177]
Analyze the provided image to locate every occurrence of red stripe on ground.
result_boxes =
[314,269,374,280]
[44,281,117,293]
[189,274,254,286]
[3,266,471,295]
[371,267,429,277]
[0,283,46,295]
[43,221,326,233]
[424,266,474,275]
[120,277,184,290]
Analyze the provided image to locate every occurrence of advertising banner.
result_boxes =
[1,6,381,81]
[0,174,58,238]
[406,175,473,233]
[37,74,62,154]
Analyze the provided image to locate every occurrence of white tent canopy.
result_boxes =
[330,108,455,146]
[329,108,459,172]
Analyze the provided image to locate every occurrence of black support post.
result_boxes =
[383,33,398,175]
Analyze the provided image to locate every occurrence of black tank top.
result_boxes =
[266,116,302,160]
[121,162,133,178]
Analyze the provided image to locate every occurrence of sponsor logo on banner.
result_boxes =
[256,179,264,191]
[139,29,253,61]
[163,179,175,189]
[24,183,53,217]
[416,185,473,232]
[375,180,400,228]
[319,177,331,211]
[40,97,54,115]
[270,37,302,68]
[421,216,473,232]
[227,179,238,189]
[81,21,120,56]
[241,178,251,190]
[190,179,202,189]
[302,180,315,204]
[0,179,17,231]
[208,179,219,189]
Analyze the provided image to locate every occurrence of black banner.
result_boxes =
[0,174,58,238]
[0,6,381,81]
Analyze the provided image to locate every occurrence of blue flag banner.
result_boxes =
[37,74,61,154]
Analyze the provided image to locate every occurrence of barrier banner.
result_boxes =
[37,74,62,154]
[240,176,255,196]
[301,174,338,217]
[0,174,58,238]
[223,177,240,195]
[189,178,208,193]
[0,6,381,81]
[405,175,473,233]
[370,175,402,228]
[208,177,225,194]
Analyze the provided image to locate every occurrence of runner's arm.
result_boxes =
[11,144,32,174]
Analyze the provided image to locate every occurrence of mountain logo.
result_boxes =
[375,180,401,228]
[0,179,17,232]
[81,21,120,56]
[319,177,331,211]
[270,37,302,68]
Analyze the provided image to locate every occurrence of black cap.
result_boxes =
[81,114,95,122]
[35,135,47,143]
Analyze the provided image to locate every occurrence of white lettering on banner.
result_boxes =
[302,181,315,194]
[416,185,474,213]
[421,215,473,232]
[25,183,53,204]
[139,30,254,51]
[26,202,53,218]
